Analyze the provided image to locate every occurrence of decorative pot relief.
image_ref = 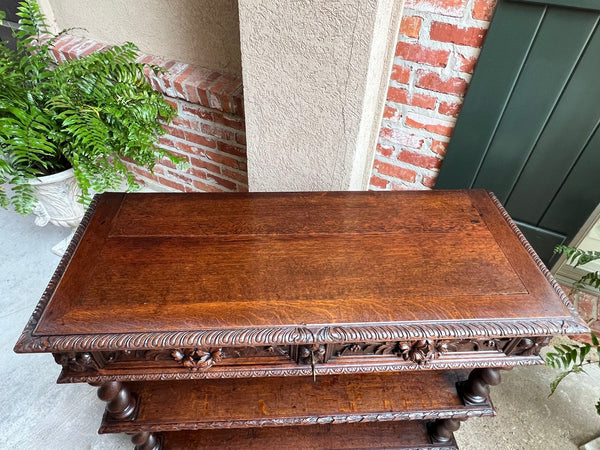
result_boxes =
[30,168,85,255]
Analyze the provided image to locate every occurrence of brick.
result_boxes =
[156,176,186,192]
[200,123,235,141]
[406,113,455,137]
[171,116,194,129]
[183,130,218,149]
[431,140,448,156]
[189,156,222,176]
[392,181,419,191]
[456,53,478,74]
[158,136,177,148]
[377,143,394,158]
[387,86,409,104]
[400,16,423,38]
[390,65,411,84]
[237,184,249,193]
[421,174,438,188]
[164,168,195,184]
[398,150,442,170]
[192,179,224,193]
[472,0,497,21]
[221,168,249,184]
[439,101,462,117]
[204,150,246,171]
[206,173,237,191]
[396,42,450,68]
[181,105,213,121]
[162,125,186,140]
[416,71,469,96]
[370,175,389,189]
[172,65,198,98]
[379,127,424,149]
[404,0,468,18]
[383,105,402,121]
[212,112,246,131]
[430,22,487,48]
[373,159,417,183]
[411,93,436,110]
[236,133,247,146]
[164,98,179,111]
[217,141,247,158]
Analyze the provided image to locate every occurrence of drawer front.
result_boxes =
[54,336,548,383]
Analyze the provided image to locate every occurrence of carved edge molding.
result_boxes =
[14,195,101,354]
[486,191,583,320]
[60,356,542,384]
[14,192,589,355]
[17,318,587,353]
[99,407,496,434]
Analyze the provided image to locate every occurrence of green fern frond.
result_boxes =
[555,245,600,268]
[0,1,180,214]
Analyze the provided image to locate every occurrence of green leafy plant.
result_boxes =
[546,245,600,414]
[554,245,600,290]
[0,1,180,214]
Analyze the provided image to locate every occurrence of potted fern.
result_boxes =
[0,1,179,231]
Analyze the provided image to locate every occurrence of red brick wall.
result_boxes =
[50,35,247,193]
[370,0,497,191]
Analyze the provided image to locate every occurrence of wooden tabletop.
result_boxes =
[14,190,587,353]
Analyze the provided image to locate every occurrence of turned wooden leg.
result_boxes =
[460,367,502,405]
[131,431,162,450]
[429,418,461,444]
[90,381,138,420]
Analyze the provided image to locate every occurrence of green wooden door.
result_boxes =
[436,0,600,265]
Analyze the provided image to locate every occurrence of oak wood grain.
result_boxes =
[15,190,587,353]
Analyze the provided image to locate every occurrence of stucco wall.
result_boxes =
[39,0,242,75]
[240,0,403,191]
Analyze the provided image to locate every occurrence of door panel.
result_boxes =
[436,0,600,265]
[434,0,545,188]
[472,9,598,202]
[540,126,600,237]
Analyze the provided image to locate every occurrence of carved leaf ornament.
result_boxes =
[171,348,222,371]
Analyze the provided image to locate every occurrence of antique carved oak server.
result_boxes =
[14,190,587,449]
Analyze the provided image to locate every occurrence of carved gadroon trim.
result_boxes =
[15,318,587,354]
[486,191,581,319]
[99,407,496,434]
[171,348,222,371]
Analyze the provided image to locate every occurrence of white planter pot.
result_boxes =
[30,168,85,256]
[31,168,85,228]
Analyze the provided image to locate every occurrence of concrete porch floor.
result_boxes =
[1,209,599,450]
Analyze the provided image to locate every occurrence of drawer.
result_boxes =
[54,336,548,383]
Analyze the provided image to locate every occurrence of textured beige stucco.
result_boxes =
[38,0,241,75]
[240,0,403,191]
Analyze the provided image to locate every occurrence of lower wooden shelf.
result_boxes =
[99,371,494,434]
[160,421,459,449]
